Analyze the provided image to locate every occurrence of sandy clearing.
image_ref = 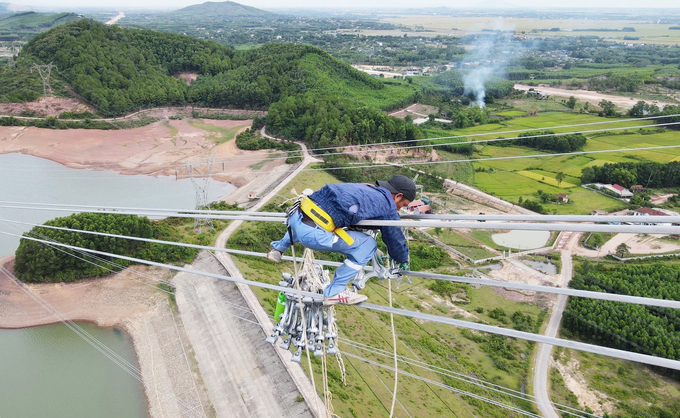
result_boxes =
[574,233,680,257]
[552,353,615,416]
[0,118,285,184]
[0,97,94,118]
[514,84,675,110]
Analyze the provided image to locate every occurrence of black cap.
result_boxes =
[376,175,416,202]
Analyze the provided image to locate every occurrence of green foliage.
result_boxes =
[565,262,680,362]
[266,92,421,147]
[322,156,444,193]
[235,129,302,163]
[13,212,208,283]
[23,19,234,116]
[496,130,587,152]
[581,161,680,188]
[0,11,80,32]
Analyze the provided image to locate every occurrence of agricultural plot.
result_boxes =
[516,170,577,188]
[428,112,679,213]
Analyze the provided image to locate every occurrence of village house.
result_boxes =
[557,193,569,203]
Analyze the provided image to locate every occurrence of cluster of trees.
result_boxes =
[426,70,515,104]
[564,261,680,362]
[14,213,200,282]
[21,20,389,118]
[581,161,680,188]
[265,93,421,148]
[588,72,644,93]
[497,130,587,152]
[235,128,301,163]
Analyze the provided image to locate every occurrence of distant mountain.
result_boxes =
[170,1,276,18]
[0,11,81,31]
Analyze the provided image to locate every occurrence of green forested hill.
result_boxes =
[170,1,275,18]
[0,11,80,31]
[20,19,421,144]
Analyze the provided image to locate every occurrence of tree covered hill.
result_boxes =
[169,0,276,18]
[22,19,413,116]
[0,11,80,33]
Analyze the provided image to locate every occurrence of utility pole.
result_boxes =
[6,41,19,69]
[31,62,57,95]
[187,158,214,233]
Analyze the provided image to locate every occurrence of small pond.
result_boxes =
[523,259,558,275]
[491,230,550,250]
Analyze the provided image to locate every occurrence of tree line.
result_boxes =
[495,130,587,153]
[581,161,680,188]
[13,211,231,283]
[564,261,680,363]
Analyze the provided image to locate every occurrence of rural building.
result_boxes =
[631,185,644,192]
[404,67,421,76]
[557,193,569,203]
[408,200,431,214]
[591,209,608,215]
[603,184,633,198]
[632,207,677,226]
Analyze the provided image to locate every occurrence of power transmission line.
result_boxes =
[3,230,680,372]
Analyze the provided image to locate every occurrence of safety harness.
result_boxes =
[288,197,355,245]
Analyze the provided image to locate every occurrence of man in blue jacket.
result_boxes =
[267,175,415,306]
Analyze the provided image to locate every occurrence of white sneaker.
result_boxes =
[324,289,368,306]
[267,249,282,263]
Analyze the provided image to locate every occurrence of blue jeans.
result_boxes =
[271,211,377,297]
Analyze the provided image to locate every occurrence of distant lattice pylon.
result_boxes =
[31,62,57,95]
[187,158,214,233]
[6,41,19,69]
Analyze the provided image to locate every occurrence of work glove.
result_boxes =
[399,262,409,272]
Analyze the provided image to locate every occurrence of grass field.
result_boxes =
[422,112,675,214]
[376,16,680,45]
[186,119,244,144]
[435,229,498,259]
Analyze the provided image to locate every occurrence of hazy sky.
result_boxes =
[11,0,680,11]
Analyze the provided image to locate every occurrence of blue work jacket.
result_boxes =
[309,183,409,263]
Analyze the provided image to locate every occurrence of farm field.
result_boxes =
[375,16,680,45]
[423,112,676,214]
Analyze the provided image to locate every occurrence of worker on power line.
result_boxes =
[267,175,416,306]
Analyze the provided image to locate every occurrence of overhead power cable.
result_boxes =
[3,200,678,224]
[1,205,678,234]
[4,230,680,372]
[2,114,677,173]
[4,217,680,309]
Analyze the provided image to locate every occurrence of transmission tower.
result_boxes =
[187,158,214,232]
[31,62,57,95]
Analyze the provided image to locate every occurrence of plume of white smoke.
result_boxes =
[461,20,523,108]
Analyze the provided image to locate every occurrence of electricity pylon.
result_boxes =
[187,158,214,232]
[31,62,57,95]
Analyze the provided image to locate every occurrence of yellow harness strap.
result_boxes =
[299,197,355,245]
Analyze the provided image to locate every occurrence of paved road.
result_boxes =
[176,133,324,418]
[533,232,580,418]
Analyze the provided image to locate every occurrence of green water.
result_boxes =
[0,322,148,418]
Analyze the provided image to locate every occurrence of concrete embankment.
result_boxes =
[174,250,315,418]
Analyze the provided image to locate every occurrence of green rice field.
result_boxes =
[425,112,677,214]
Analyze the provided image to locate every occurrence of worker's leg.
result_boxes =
[323,231,377,297]
[270,211,335,253]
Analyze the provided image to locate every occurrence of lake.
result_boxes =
[0,322,147,418]
[0,153,236,256]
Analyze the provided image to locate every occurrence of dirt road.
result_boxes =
[514,84,675,110]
